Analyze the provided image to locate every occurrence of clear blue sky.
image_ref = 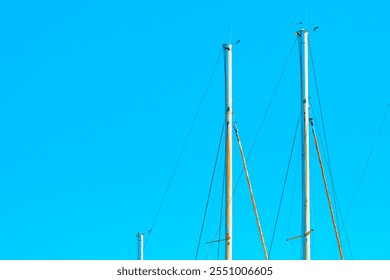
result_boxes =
[0,0,389,260]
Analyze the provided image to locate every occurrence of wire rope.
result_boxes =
[247,38,297,160]
[310,118,344,259]
[269,117,300,257]
[217,160,226,260]
[309,40,353,258]
[234,121,268,259]
[340,104,390,239]
[146,49,223,246]
[232,38,298,206]
[195,124,225,259]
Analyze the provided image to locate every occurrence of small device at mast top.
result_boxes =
[222,43,232,50]
[296,28,308,37]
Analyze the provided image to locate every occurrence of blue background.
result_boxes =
[0,0,389,259]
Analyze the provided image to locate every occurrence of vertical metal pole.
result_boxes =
[223,43,233,260]
[137,232,144,260]
[298,29,311,260]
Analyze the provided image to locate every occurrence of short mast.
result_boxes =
[137,232,144,260]
[298,29,311,260]
[223,43,233,260]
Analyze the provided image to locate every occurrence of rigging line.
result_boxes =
[205,136,227,260]
[206,156,226,260]
[287,148,300,259]
[195,124,225,260]
[147,49,223,238]
[331,104,390,259]
[269,117,300,258]
[309,41,332,171]
[341,103,390,233]
[310,118,344,260]
[311,108,353,259]
[308,41,341,229]
[204,133,226,261]
[234,122,268,260]
[309,41,340,216]
[126,234,138,260]
[247,38,297,159]
[311,109,339,223]
[232,37,298,196]
[309,42,353,258]
[217,159,226,260]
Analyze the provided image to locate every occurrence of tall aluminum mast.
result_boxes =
[223,43,233,260]
[298,29,311,260]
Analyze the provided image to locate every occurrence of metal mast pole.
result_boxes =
[223,43,233,260]
[137,232,144,260]
[298,29,311,260]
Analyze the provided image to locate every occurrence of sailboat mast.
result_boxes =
[223,43,233,260]
[298,29,311,260]
[137,232,144,260]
